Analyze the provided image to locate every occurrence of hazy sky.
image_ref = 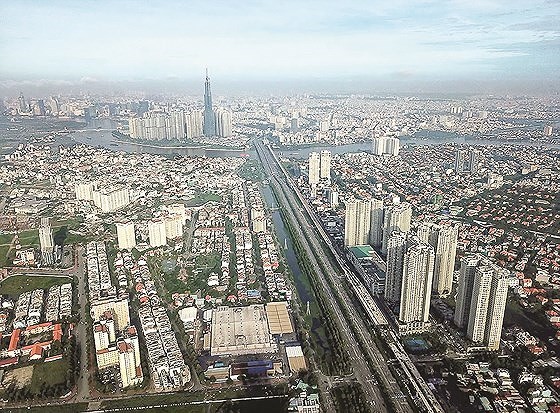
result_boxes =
[1,0,559,90]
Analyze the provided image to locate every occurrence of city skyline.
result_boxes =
[0,2,558,412]
[1,0,559,95]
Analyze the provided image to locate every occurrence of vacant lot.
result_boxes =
[30,358,70,394]
[2,365,34,389]
[0,275,71,297]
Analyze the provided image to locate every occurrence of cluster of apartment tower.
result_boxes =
[75,181,131,213]
[115,204,188,250]
[344,198,508,349]
[307,150,331,186]
[128,108,232,141]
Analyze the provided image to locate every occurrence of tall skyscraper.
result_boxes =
[384,231,407,301]
[329,188,339,208]
[148,219,167,248]
[456,255,509,350]
[116,221,136,250]
[455,147,478,174]
[466,267,493,343]
[118,329,143,388]
[368,198,384,248]
[170,110,186,141]
[398,238,435,333]
[203,70,215,137]
[344,199,372,246]
[381,202,412,255]
[453,255,480,328]
[418,222,458,297]
[215,107,233,137]
[484,270,510,350]
[18,92,27,114]
[308,152,320,185]
[320,150,331,183]
[187,110,203,139]
[39,217,54,264]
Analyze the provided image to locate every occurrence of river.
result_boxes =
[276,134,560,159]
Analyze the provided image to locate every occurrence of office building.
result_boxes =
[148,219,167,247]
[344,199,372,247]
[320,150,331,183]
[384,231,407,302]
[381,202,412,254]
[398,238,434,334]
[203,70,216,137]
[308,152,320,185]
[39,218,54,265]
[368,198,384,248]
[417,222,458,297]
[116,221,136,250]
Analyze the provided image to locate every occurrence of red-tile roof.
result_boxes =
[8,329,21,351]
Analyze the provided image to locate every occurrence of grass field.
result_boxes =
[0,275,71,297]
[10,403,89,413]
[0,233,14,245]
[0,244,11,267]
[17,229,40,247]
[101,389,287,411]
[30,358,70,394]
[186,192,223,207]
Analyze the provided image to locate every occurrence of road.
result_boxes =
[256,141,412,412]
[73,244,90,402]
[257,140,449,413]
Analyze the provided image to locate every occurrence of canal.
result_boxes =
[260,182,332,357]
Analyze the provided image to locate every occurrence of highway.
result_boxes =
[74,244,91,402]
[256,141,412,413]
[257,140,445,413]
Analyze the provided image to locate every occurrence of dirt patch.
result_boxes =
[2,365,34,389]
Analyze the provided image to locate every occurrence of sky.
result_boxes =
[0,0,559,93]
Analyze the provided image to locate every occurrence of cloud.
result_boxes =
[0,0,558,81]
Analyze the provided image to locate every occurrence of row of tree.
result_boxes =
[332,382,372,413]
[280,206,351,376]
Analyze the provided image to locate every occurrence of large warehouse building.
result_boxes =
[210,305,277,356]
